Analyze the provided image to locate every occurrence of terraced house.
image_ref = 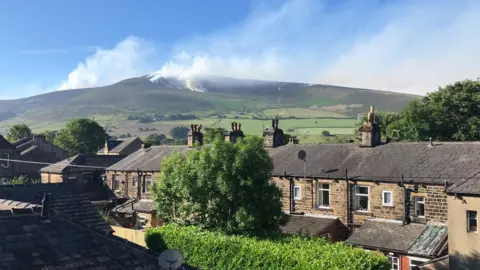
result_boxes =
[267,107,480,270]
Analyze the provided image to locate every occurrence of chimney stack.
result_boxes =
[263,118,284,148]
[225,122,245,143]
[358,105,381,147]
[188,124,204,147]
[40,193,51,223]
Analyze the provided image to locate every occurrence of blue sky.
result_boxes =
[0,0,478,99]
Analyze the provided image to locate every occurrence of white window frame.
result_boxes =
[408,256,429,269]
[293,185,302,200]
[382,191,394,206]
[388,256,400,270]
[145,175,154,193]
[316,183,330,208]
[112,174,121,191]
[467,210,478,233]
[353,185,370,212]
[414,196,425,218]
[1,153,9,168]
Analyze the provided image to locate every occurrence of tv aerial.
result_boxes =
[158,249,185,270]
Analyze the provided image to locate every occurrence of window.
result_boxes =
[409,257,429,270]
[467,210,477,232]
[145,175,154,193]
[317,183,330,208]
[388,256,399,270]
[132,175,138,187]
[414,196,425,217]
[1,153,9,168]
[294,186,302,200]
[382,191,393,206]
[353,185,369,212]
[112,174,121,191]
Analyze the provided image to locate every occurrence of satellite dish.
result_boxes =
[297,150,307,160]
[158,249,184,270]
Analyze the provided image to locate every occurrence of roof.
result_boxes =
[280,214,338,236]
[40,154,124,174]
[0,183,112,234]
[447,177,480,195]
[346,219,447,257]
[14,135,67,159]
[268,142,480,185]
[0,209,162,269]
[108,146,192,172]
[97,137,142,154]
[112,199,156,214]
[0,135,15,149]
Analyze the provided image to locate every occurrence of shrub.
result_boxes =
[145,224,389,270]
[321,130,331,136]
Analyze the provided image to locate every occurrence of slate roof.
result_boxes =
[280,214,337,236]
[98,137,142,154]
[346,219,447,257]
[108,146,192,172]
[40,154,124,174]
[112,199,157,214]
[0,135,15,149]
[267,142,480,184]
[0,209,162,269]
[447,177,480,195]
[0,183,112,234]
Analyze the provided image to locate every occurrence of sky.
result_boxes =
[0,0,479,99]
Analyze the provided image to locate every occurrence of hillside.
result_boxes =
[0,75,420,139]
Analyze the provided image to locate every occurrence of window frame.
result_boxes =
[467,210,478,233]
[414,196,425,218]
[293,185,302,200]
[388,256,400,270]
[316,183,330,208]
[382,190,394,207]
[144,175,154,193]
[1,153,9,168]
[408,256,429,270]
[112,174,121,192]
[353,185,370,212]
[132,175,138,187]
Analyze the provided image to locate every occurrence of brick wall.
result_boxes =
[105,171,160,199]
[272,177,448,225]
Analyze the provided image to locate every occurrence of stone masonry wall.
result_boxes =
[271,177,448,225]
[105,171,160,199]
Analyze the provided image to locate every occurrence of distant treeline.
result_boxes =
[128,114,198,123]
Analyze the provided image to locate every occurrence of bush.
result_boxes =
[321,130,331,136]
[145,224,389,270]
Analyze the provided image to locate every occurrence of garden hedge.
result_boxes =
[145,224,389,270]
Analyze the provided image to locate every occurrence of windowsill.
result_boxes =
[294,198,302,201]
[353,211,372,216]
[315,207,333,212]
[382,204,394,207]
[411,216,426,224]
[467,231,478,233]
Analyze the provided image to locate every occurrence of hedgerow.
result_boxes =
[145,224,389,270]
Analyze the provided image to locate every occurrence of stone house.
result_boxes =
[444,177,480,269]
[12,134,68,179]
[0,135,16,179]
[267,106,480,270]
[0,183,165,269]
[39,154,124,198]
[97,137,144,157]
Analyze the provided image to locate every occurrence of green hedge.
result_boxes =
[145,224,389,270]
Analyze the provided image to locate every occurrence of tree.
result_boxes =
[386,79,480,141]
[321,130,331,136]
[7,123,32,142]
[144,133,167,146]
[55,118,108,156]
[170,126,190,139]
[153,136,283,236]
[204,127,226,144]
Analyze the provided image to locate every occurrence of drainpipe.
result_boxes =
[285,171,293,213]
[136,169,142,199]
[401,174,410,225]
[345,168,351,234]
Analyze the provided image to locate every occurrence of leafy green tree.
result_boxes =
[204,127,226,144]
[153,136,283,236]
[7,123,32,142]
[55,118,108,156]
[387,79,480,141]
[144,133,167,146]
[169,126,190,139]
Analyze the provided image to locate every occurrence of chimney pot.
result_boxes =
[239,123,241,131]
[231,122,235,131]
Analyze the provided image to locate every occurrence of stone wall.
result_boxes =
[105,171,160,199]
[272,177,448,225]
